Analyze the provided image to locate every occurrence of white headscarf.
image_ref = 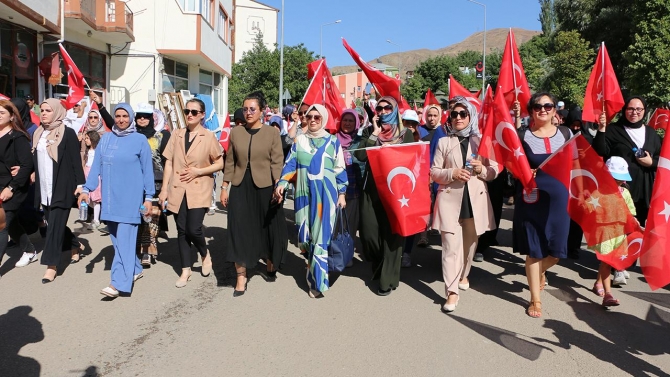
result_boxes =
[304,104,330,139]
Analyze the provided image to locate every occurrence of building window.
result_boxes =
[201,0,213,25]
[199,69,222,114]
[162,57,189,92]
[218,7,229,44]
[177,0,199,13]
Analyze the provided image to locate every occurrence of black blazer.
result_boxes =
[0,131,34,211]
[33,127,86,209]
[592,124,661,205]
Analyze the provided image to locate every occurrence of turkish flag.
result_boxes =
[648,109,670,131]
[366,143,431,236]
[350,100,356,109]
[219,113,231,152]
[30,110,40,126]
[582,43,624,124]
[498,29,531,117]
[423,88,440,107]
[0,93,8,100]
[541,135,642,270]
[301,58,345,133]
[342,38,410,111]
[478,85,494,134]
[449,75,482,109]
[59,44,87,110]
[640,137,670,289]
[479,90,536,190]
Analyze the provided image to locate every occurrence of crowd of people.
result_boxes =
[0,88,660,318]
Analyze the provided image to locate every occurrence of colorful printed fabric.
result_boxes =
[279,134,348,293]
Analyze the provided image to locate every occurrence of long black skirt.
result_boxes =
[226,169,288,270]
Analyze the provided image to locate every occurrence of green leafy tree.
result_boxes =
[519,35,550,92]
[624,0,670,105]
[544,30,594,106]
[538,0,557,38]
[229,32,317,109]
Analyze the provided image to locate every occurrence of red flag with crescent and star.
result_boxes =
[582,42,624,124]
[479,90,536,190]
[59,43,87,110]
[366,142,431,236]
[498,29,531,117]
[342,38,410,112]
[640,137,670,290]
[541,135,643,270]
[218,112,231,152]
[648,108,670,131]
[478,85,494,134]
[301,58,344,133]
[448,75,482,110]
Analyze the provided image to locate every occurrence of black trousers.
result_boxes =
[0,210,34,261]
[40,206,80,266]
[477,173,505,253]
[173,196,207,269]
[567,220,584,252]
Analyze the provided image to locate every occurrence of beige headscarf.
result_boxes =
[304,104,330,138]
[33,98,67,162]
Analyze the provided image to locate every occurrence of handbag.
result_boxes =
[327,206,354,273]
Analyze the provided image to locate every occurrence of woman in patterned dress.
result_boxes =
[275,104,348,298]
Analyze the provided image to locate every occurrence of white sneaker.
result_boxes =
[15,251,38,267]
[612,271,627,286]
[88,221,100,230]
[623,270,630,279]
[133,272,144,282]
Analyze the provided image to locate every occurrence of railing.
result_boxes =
[80,0,96,22]
[64,0,96,26]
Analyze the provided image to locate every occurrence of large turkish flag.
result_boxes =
[301,58,345,133]
[648,108,670,131]
[497,29,531,117]
[366,142,431,236]
[448,74,482,110]
[582,43,624,124]
[59,43,87,110]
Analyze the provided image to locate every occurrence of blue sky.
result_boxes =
[260,0,543,67]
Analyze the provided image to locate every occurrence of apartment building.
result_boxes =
[233,0,277,62]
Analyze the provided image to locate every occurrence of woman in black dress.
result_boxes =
[593,96,661,226]
[220,92,287,296]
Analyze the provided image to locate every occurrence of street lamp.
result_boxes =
[386,39,402,80]
[468,0,487,95]
[320,20,341,58]
[279,0,285,108]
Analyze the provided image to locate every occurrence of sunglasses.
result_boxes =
[298,111,306,116]
[375,105,394,112]
[88,116,99,120]
[532,103,555,112]
[136,114,152,119]
[242,107,257,114]
[183,109,203,116]
[450,110,469,119]
[305,114,322,121]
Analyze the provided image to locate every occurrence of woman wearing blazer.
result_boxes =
[221,92,287,297]
[33,99,86,283]
[431,98,497,313]
[159,99,223,288]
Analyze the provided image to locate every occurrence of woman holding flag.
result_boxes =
[431,97,497,312]
[354,96,414,296]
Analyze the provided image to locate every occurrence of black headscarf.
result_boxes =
[136,113,156,139]
[618,96,647,129]
[233,108,245,125]
[10,97,32,129]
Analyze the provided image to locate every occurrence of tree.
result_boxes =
[544,30,594,106]
[624,0,670,105]
[519,35,551,92]
[229,32,317,109]
[538,0,556,37]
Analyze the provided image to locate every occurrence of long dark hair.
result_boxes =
[86,130,101,149]
[0,99,30,138]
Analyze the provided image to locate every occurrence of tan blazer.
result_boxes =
[431,135,498,235]
[162,125,223,212]
[223,125,284,188]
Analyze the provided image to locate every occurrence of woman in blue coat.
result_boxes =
[79,103,154,298]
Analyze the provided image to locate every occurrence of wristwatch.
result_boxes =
[7,186,13,192]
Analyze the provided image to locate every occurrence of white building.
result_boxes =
[233,0,278,62]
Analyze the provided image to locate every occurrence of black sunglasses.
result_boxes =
[183,109,203,116]
[136,113,152,119]
[305,114,322,121]
[450,110,469,119]
[375,104,394,113]
[532,103,555,112]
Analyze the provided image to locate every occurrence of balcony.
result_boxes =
[64,0,134,43]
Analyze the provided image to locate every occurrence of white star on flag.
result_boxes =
[597,92,603,102]
[68,87,75,96]
[398,195,410,207]
[514,86,523,95]
[513,147,524,158]
[586,196,601,210]
[659,201,670,222]
[619,254,628,261]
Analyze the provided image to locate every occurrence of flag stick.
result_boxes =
[601,42,606,115]
[509,29,518,103]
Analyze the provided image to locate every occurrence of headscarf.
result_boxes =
[423,104,442,126]
[282,105,295,121]
[84,109,105,134]
[136,111,156,139]
[304,104,330,139]
[377,96,405,144]
[112,103,136,137]
[33,98,67,162]
[269,115,283,131]
[153,109,166,132]
[337,109,360,148]
[10,97,32,129]
[617,96,647,129]
[233,108,245,125]
[447,97,480,138]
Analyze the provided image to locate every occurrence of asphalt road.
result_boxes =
[1,201,669,377]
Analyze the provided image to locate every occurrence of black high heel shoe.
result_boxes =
[233,280,248,297]
[264,270,277,282]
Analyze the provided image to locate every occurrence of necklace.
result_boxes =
[309,137,318,154]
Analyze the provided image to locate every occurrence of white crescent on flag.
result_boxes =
[569,169,599,199]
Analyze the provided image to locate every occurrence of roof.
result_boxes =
[242,0,279,12]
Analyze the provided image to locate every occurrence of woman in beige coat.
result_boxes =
[431,98,497,313]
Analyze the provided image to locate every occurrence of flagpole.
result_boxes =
[509,29,518,102]
[299,58,325,107]
[601,41,606,115]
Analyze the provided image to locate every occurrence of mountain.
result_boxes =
[331,28,541,75]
